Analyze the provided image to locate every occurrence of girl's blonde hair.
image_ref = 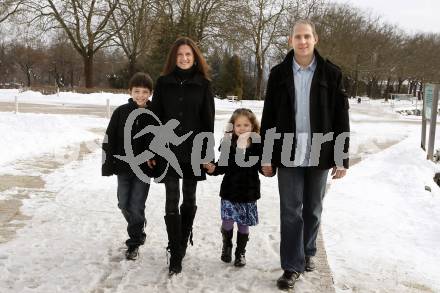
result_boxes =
[227,108,260,141]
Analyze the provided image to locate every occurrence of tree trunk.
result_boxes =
[255,54,263,100]
[69,69,74,89]
[366,80,372,98]
[84,55,94,88]
[412,81,418,97]
[26,67,31,87]
[351,73,358,98]
[128,55,137,78]
[383,77,391,101]
[376,80,382,99]
[408,80,414,95]
[351,54,360,98]
[397,78,403,93]
[372,77,380,99]
[418,81,423,100]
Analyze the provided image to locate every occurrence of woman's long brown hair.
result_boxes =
[161,37,211,80]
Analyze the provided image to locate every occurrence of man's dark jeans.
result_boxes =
[117,173,150,247]
[277,167,328,273]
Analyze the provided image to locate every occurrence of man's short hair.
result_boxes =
[290,19,318,38]
[128,72,153,91]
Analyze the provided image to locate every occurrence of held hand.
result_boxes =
[147,159,156,169]
[203,163,216,174]
[331,166,347,179]
[237,132,251,148]
[261,164,274,177]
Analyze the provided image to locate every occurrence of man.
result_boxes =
[260,19,350,290]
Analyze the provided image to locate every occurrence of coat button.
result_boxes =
[178,112,183,117]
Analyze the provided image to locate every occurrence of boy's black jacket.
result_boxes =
[101,98,156,177]
[209,141,261,203]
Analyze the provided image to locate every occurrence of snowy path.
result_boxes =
[0,106,336,292]
[0,148,339,292]
[0,139,102,243]
[1,95,439,292]
[323,103,440,293]
[0,102,110,118]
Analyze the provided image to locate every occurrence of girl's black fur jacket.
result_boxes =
[208,140,262,203]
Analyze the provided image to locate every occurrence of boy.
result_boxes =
[102,72,154,260]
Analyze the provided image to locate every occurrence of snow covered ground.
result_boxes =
[0,89,128,107]
[323,132,440,293]
[0,112,103,167]
[0,88,265,110]
[0,90,439,292]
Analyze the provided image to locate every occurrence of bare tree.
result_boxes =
[271,0,325,62]
[288,0,326,27]
[155,0,229,43]
[2,0,438,95]
[314,3,389,97]
[45,32,83,88]
[227,0,286,100]
[12,43,45,86]
[25,0,127,88]
[111,0,157,76]
[0,0,24,23]
[404,33,440,98]
[0,43,16,85]
[140,0,230,79]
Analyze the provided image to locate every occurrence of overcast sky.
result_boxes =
[331,0,440,34]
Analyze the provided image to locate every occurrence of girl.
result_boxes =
[149,37,215,276]
[205,108,263,267]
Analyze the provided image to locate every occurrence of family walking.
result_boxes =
[101,19,350,291]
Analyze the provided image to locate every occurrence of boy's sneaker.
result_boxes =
[276,270,300,290]
[125,245,139,261]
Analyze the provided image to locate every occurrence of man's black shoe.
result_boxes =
[140,230,146,245]
[276,270,300,290]
[125,245,139,261]
[305,256,316,272]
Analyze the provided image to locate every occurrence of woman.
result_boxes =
[149,37,215,276]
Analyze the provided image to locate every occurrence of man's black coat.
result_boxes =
[261,49,350,169]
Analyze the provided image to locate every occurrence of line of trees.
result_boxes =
[0,0,439,100]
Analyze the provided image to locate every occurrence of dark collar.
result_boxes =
[160,71,205,86]
[280,48,327,87]
[128,98,151,109]
[281,49,324,74]
[174,66,196,81]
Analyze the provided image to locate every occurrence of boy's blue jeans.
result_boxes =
[117,173,150,247]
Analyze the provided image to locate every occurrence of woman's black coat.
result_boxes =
[209,142,262,203]
[150,71,215,180]
[101,98,154,177]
